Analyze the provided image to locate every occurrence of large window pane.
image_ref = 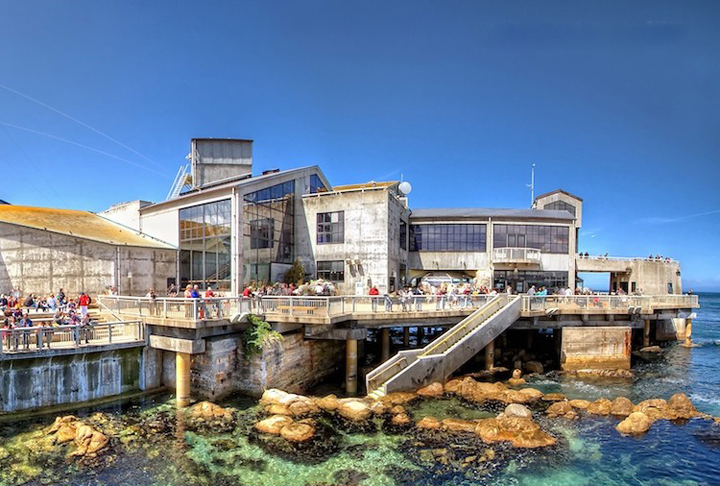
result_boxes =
[409,224,486,252]
[492,224,569,254]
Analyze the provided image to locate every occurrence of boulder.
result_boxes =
[260,389,290,406]
[287,398,320,417]
[610,397,634,417]
[475,416,557,448]
[525,361,544,374]
[391,413,412,426]
[542,393,567,402]
[616,412,652,435]
[569,399,591,410]
[639,346,662,353]
[565,411,579,420]
[512,369,523,380]
[508,378,527,387]
[48,416,80,445]
[279,422,314,442]
[546,401,572,417]
[634,399,667,421]
[370,401,389,416]
[441,418,478,433]
[255,415,294,435]
[72,425,109,456]
[518,388,544,401]
[666,393,698,419]
[504,404,532,419]
[380,392,417,406]
[416,416,442,430]
[587,398,612,415]
[315,394,339,412]
[390,405,406,415]
[266,404,292,416]
[443,378,464,393]
[417,382,444,397]
[188,401,234,423]
[337,398,372,422]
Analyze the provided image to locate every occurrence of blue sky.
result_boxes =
[0,1,718,290]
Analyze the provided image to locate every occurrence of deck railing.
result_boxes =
[0,320,144,356]
[97,295,254,321]
[521,294,698,312]
[493,247,542,264]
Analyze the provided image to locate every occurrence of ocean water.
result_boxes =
[1,293,719,486]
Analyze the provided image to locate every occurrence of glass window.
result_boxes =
[317,260,345,282]
[250,218,274,249]
[317,211,344,244]
[399,220,407,250]
[179,199,232,289]
[544,200,576,216]
[310,174,328,194]
[492,224,569,254]
[409,224,486,252]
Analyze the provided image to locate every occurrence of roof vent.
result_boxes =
[262,169,280,175]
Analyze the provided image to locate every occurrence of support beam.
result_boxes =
[418,326,424,346]
[346,339,358,396]
[403,327,410,347]
[381,328,391,362]
[484,340,495,370]
[176,352,191,408]
[684,318,692,347]
[643,320,651,347]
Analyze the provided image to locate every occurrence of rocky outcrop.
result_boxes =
[610,397,634,417]
[666,393,699,419]
[255,415,294,435]
[46,416,109,458]
[568,399,591,410]
[259,389,319,417]
[502,404,532,419]
[633,399,667,421]
[391,413,412,426]
[542,393,566,402]
[380,392,418,406]
[475,416,557,448]
[187,401,234,427]
[449,377,544,405]
[616,412,652,435]
[587,398,612,415]
[315,394,339,412]
[417,382,444,398]
[441,418,478,433]
[337,398,372,422]
[546,401,575,419]
[279,422,315,442]
[416,416,442,430]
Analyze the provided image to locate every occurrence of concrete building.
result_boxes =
[0,205,175,296]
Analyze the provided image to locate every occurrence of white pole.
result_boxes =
[530,164,535,205]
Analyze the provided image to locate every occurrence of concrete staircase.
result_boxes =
[366,295,522,397]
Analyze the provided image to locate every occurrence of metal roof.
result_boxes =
[331,181,398,192]
[0,205,174,249]
[410,207,575,221]
[534,189,583,202]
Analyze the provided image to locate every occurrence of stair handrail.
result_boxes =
[366,348,423,391]
[419,295,506,357]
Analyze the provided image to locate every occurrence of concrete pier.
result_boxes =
[176,352,192,407]
[685,318,693,347]
[484,340,495,370]
[381,329,391,362]
[403,327,410,347]
[346,339,358,395]
[643,320,651,347]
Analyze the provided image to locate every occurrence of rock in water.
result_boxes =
[504,404,532,419]
[315,394,339,412]
[546,401,572,417]
[416,416,442,430]
[634,399,667,421]
[417,382,444,397]
[441,418,478,433]
[337,399,372,421]
[610,397,634,417]
[667,393,698,419]
[512,369,523,379]
[391,413,412,426]
[475,416,557,448]
[508,378,527,386]
[255,415,294,435]
[569,399,591,410]
[587,398,612,415]
[542,393,566,402]
[280,423,315,442]
[525,361,544,374]
[72,425,109,457]
[187,401,234,423]
[616,412,652,435]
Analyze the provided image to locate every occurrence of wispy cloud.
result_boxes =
[580,227,604,238]
[637,208,720,225]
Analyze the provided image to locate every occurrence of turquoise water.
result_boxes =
[0,293,719,485]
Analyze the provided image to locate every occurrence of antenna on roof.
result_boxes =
[526,164,536,206]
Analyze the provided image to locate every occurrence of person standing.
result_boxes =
[78,292,90,318]
[57,288,66,307]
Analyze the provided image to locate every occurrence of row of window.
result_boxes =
[493,224,569,254]
[410,224,487,252]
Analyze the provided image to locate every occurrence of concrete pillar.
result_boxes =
[418,326,424,346]
[176,352,191,408]
[403,327,410,347]
[643,320,651,347]
[684,318,692,347]
[346,339,358,396]
[484,340,495,370]
[381,328,391,362]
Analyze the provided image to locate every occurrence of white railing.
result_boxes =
[493,247,542,263]
[521,294,699,312]
[0,320,144,355]
[577,254,676,263]
[97,295,254,321]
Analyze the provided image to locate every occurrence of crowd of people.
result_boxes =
[1,289,95,351]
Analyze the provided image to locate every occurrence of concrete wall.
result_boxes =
[187,332,344,399]
[560,326,631,370]
[612,260,682,295]
[0,348,142,413]
[98,200,151,231]
[303,189,409,294]
[0,222,176,296]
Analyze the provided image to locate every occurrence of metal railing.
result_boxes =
[521,294,699,312]
[0,320,144,355]
[493,247,542,263]
[576,254,676,263]
[97,295,254,321]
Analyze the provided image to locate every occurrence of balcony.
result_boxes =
[493,247,542,264]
